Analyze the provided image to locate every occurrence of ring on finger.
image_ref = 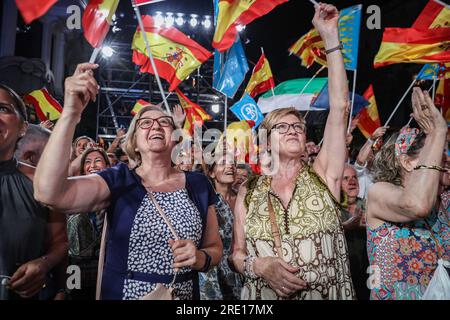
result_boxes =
[421,104,428,110]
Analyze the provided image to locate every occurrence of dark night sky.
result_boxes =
[7,0,450,143]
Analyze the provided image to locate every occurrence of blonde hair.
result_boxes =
[259,107,306,134]
[124,105,174,166]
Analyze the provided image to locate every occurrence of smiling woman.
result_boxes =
[33,64,223,300]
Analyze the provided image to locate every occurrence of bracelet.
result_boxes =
[243,255,258,279]
[199,250,212,272]
[324,43,343,54]
[414,165,446,172]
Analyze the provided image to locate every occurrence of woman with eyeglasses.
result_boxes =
[0,84,68,300]
[34,63,222,300]
[230,3,355,300]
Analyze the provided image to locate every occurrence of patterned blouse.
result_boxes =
[367,190,450,300]
[199,194,242,300]
[243,165,355,300]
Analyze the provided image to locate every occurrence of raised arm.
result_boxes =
[34,63,110,213]
[367,88,447,225]
[356,126,388,166]
[312,3,349,201]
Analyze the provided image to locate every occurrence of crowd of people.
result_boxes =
[1,3,449,301]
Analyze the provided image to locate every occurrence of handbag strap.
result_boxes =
[267,193,283,258]
[95,192,181,300]
[96,213,108,300]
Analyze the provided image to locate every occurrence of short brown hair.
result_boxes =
[80,147,110,175]
[259,107,306,134]
[124,105,174,166]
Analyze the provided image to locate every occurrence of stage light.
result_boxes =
[190,14,198,27]
[202,15,211,29]
[176,13,185,26]
[102,46,114,58]
[211,104,220,113]
[236,24,246,32]
[155,11,164,27]
[165,12,174,27]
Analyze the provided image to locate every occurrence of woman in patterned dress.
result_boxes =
[367,87,449,300]
[230,3,355,300]
[34,63,222,299]
[199,153,242,300]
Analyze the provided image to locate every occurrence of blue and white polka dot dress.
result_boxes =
[123,189,202,300]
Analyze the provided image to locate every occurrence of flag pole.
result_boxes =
[347,69,357,133]
[384,76,417,127]
[432,75,437,101]
[224,94,228,136]
[133,3,171,114]
[299,65,326,95]
[260,46,275,96]
[89,47,101,64]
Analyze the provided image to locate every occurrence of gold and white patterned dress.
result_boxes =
[243,165,355,300]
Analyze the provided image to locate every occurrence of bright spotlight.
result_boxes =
[165,12,174,27]
[155,11,164,27]
[175,13,184,26]
[211,104,220,114]
[101,46,114,58]
[202,15,211,29]
[236,24,246,32]
[190,14,198,27]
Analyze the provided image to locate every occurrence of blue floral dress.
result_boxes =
[367,191,450,300]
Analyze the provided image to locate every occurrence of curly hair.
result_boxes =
[372,131,426,186]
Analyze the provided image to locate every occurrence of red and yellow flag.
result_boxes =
[244,53,275,98]
[15,0,57,24]
[131,99,152,116]
[213,0,288,52]
[175,88,212,136]
[412,0,450,29]
[355,85,381,139]
[435,79,450,122]
[24,88,63,121]
[82,0,119,48]
[374,27,450,68]
[288,28,327,68]
[132,15,212,92]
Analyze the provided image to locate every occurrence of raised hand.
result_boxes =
[40,120,54,131]
[312,3,339,46]
[64,63,99,117]
[371,126,389,140]
[172,104,186,129]
[411,87,447,135]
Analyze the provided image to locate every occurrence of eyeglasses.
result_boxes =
[136,116,174,129]
[271,122,305,134]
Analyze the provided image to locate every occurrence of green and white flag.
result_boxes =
[257,78,327,113]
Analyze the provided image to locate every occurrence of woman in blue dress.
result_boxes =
[34,63,223,300]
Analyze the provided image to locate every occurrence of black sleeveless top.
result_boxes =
[0,158,48,300]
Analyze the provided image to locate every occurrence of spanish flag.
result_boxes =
[244,53,275,98]
[82,0,119,48]
[24,88,62,121]
[132,15,212,92]
[288,28,327,68]
[435,79,450,122]
[175,89,212,136]
[412,0,450,29]
[213,0,288,52]
[374,27,450,68]
[355,85,381,139]
[131,99,152,116]
[15,0,57,24]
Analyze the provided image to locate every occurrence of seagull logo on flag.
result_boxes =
[243,103,258,121]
